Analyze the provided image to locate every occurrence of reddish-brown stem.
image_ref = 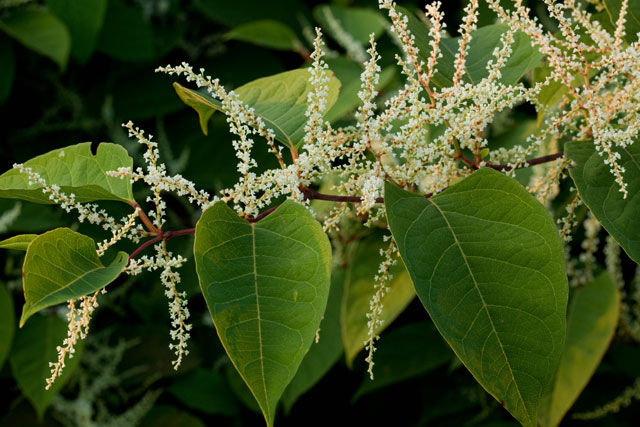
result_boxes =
[130,201,160,233]
[128,152,564,259]
[129,228,196,260]
[486,152,564,171]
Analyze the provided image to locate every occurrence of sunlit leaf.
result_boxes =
[0,142,134,204]
[20,228,128,326]
[173,68,340,148]
[0,234,37,251]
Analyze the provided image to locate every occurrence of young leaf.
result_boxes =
[173,67,341,148]
[340,234,415,365]
[0,284,15,371]
[194,200,332,427]
[0,142,134,204]
[539,272,619,427]
[385,168,568,427]
[226,20,303,52]
[0,234,37,251]
[566,141,640,263]
[9,315,83,418]
[20,228,128,326]
[46,0,107,63]
[281,265,344,413]
[0,7,70,70]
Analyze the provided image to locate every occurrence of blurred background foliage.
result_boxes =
[0,0,638,425]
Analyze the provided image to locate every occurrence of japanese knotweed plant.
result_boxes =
[1,0,640,426]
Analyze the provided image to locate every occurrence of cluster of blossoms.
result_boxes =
[11,0,640,386]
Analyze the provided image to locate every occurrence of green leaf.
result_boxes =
[354,321,452,399]
[46,0,107,63]
[168,369,239,416]
[539,272,619,427]
[97,0,154,62]
[0,7,71,69]
[566,141,640,263]
[226,20,302,52]
[0,142,134,204]
[9,315,83,418]
[314,5,387,45]
[0,234,37,251]
[604,0,640,43]
[340,233,415,365]
[281,264,344,412]
[194,200,332,427]
[399,7,542,87]
[0,35,14,103]
[385,168,568,427]
[20,228,128,326]
[0,284,15,371]
[173,67,341,148]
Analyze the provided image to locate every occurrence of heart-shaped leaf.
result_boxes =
[566,141,640,263]
[385,168,568,427]
[174,68,340,148]
[194,200,331,427]
[20,228,128,326]
[0,142,134,205]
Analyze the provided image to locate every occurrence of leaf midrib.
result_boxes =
[426,197,531,426]
[251,223,270,422]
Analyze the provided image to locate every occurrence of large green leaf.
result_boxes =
[566,141,640,263]
[354,321,452,399]
[314,5,387,46]
[173,68,341,148]
[0,142,134,204]
[385,168,568,427]
[0,284,15,371]
[604,0,640,43]
[194,200,332,427]
[340,233,415,365]
[9,315,83,418]
[539,272,619,427]
[400,7,542,87]
[47,0,107,63]
[0,234,37,251]
[0,7,70,70]
[20,228,128,326]
[0,35,14,103]
[281,264,344,412]
[226,20,302,52]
